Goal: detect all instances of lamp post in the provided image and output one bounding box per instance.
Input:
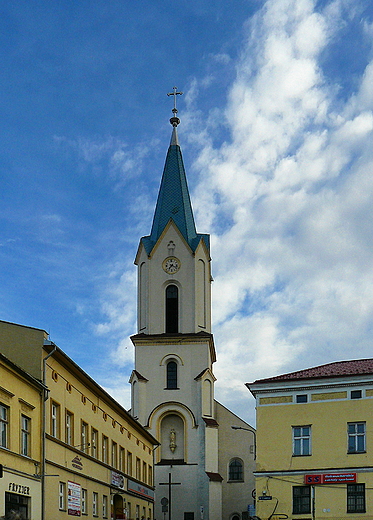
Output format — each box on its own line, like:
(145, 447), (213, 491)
(231, 426), (256, 460)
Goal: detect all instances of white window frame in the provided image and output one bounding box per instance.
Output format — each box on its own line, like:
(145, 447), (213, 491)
(93, 492), (98, 516)
(292, 425), (311, 456)
(348, 422), (366, 453)
(103, 495), (108, 518)
(81, 421), (88, 453)
(51, 402), (59, 438)
(81, 488), (87, 514)
(0, 403), (9, 448)
(91, 428), (98, 458)
(59, 482), (66, 510)
(102, 435), (108, 463)
(66, 411), (73, 445)
(21, 415), (30, 456)
(112, 441), (117, 468)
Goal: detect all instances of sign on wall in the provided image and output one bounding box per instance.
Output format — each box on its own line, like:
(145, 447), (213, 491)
(305, 473), (357, 484)
(68, 481), (81, 516)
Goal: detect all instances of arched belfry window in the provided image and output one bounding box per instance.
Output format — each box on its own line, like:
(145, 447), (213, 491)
(166, 361), (178, 389)
(166, 285), (178, 333)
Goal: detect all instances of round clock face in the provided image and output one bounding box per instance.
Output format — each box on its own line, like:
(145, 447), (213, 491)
(162, 256), (181, 274)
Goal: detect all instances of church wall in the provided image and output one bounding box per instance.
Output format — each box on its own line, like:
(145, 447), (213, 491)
(205, 426), (219, 473)
(208, 481), (223, 520)
(154, 463), (207, 520)
(216, 401), (256, 520)
(134, 340), (214, 422)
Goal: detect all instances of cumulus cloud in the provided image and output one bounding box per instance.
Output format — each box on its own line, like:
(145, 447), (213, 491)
(183, 0), (373, 419)
(95, 264), (137, 366)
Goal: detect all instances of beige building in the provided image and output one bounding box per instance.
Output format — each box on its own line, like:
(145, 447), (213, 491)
(0, 319), (158, 520)
(247, 359), (373, 520)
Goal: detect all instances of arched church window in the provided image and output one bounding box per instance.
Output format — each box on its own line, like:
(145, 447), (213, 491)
(229, 458), (243, 481)
(166, 284), (178, 333)
(166, 361), (178, 389)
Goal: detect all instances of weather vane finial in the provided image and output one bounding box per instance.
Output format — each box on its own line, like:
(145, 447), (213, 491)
(167, 86), (183, 127)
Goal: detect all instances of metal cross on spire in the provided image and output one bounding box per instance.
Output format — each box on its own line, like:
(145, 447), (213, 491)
(167, 86), (183, 127)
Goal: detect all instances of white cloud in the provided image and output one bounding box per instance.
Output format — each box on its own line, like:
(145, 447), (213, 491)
(184, 0), (373, 421)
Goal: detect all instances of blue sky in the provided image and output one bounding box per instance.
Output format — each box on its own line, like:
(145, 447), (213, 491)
(1, 0), (373, 426)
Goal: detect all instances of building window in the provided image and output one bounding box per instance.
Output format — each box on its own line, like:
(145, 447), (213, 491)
(348, 422), (366, 453)
(103, 495), (108, 518)
(65, 411), (74, 445)
(351, 390), (362, 399)
(82, 488), (87, 514)
(136, 505), (140, 520)
(112, 441), (117, 468)
(293, 485), (311, 514)
(51, 402), (60, 438)
(296, 394), (308, 403)
(119, 446), (125, 471)
(5, 493), (28, 518)
(59, 482), (66, 511)
(91, 428), (98, 458)
(166, 361), (178, 389)
(80, 421), (89, 453)
(102, 435), (108, 463)
(143, 461), (147, 483)
(127, 451), (132, 476)
(293, 426), (311, 456)
(136, 457), (141, 480)
(347, 484), (365, 513)
(229, 458), (243, 481)
(148, 464), (152, 486)
(21, 415), (30, 456)
(166, 285), (178, 333)
(93, 492), (98, 516)
(0, 404), (9, 448)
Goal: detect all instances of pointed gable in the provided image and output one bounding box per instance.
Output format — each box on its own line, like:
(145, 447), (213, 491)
(140, 126), (209, 256)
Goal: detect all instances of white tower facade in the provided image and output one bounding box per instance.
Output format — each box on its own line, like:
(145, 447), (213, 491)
(130, 111), (222, 520)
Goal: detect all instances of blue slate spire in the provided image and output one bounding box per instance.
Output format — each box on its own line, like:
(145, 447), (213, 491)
(141, 112), (209, 256)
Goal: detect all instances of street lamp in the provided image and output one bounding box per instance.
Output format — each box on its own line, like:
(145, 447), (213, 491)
(231, 426), (256, 460)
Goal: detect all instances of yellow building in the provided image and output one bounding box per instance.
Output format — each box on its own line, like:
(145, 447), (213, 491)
(0, 320), (158, 520)
(0, 351), (45, 519)
(247, 359), (373, 520)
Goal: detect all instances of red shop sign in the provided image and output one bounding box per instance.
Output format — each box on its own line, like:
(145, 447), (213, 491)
(305, 473), (357, 484)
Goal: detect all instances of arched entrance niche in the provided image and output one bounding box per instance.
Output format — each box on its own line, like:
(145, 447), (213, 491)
(113, 494), (125, 519)
(160, 413), (185, 461)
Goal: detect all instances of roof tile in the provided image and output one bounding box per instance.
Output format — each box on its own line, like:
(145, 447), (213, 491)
(252, 358), (373, 384)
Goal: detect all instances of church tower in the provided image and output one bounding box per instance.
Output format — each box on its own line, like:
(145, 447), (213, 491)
(130, 90), (223, 520)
